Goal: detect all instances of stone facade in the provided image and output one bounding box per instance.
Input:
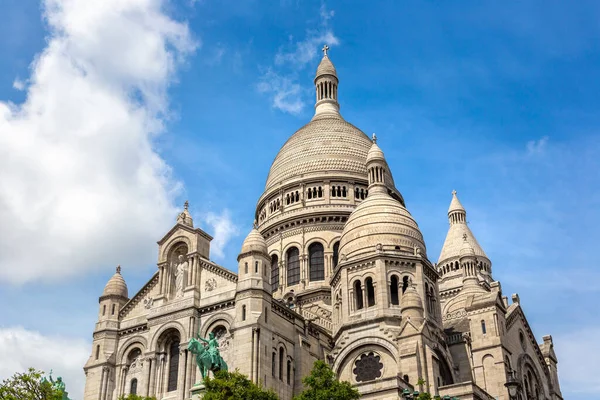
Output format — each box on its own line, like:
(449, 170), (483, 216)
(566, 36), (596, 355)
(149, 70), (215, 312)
(83, 50), (562, 400)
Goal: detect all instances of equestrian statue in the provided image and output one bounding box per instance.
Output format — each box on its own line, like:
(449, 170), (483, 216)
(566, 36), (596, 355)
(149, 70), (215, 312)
(188, 330), (228, 383)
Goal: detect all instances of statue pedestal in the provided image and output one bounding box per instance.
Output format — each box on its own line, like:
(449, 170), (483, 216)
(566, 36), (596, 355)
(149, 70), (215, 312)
(190, 382), (206, 400)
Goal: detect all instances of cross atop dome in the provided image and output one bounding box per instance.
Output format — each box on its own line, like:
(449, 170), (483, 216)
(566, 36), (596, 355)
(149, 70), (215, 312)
(322, 44), (329, 56)
(372, 133), (377, 144)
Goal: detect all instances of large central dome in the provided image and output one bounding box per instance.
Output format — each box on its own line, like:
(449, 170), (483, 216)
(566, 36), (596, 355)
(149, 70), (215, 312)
(265, 113), (375, 190)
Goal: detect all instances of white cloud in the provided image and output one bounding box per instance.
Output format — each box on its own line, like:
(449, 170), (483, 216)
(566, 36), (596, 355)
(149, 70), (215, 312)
(203, 209), (240, 259)
(12, 78), (26, 91)
(0, 0), (197, 284)
(257, 69), (305, 114)
(526, 135), (549, 155)
(0, 327), (90, 399)
(554, 327), (600, 395)
(259, 4), (339, 114)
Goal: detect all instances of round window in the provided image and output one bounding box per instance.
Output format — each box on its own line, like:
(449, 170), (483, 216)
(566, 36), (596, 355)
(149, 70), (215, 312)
(353, 352), (383, 382)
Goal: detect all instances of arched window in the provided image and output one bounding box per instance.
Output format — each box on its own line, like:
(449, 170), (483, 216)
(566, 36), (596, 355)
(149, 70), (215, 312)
(287, 360), (292, 384)
(308, 242), (325, 281)
(102, 305), (106, 316)
(167, 340), (180, 392)
(286, 247), (300, 286)
(95, 345), (100, 360)
(402, 276), (409, 293)
(481, 320), (487, 334)
(366, 277), (375, 307)
(111, 304), (116, 315)
(255, 261), (259, 273)
(130, 378), (138, 395)
(390, 275), (399, 305)
(271, 255), (279, 292)
(307, 189), (312, 199)
(272, 352), (276, 376)
(354, 280), (363, 310)
(425, 283), (432, 313)
(279, 348), (284, 380)
(242, 305), (246, 321)
(429, 286), (436, 317)
(332, 242), (340, 268)
(244, 262), (248, 274)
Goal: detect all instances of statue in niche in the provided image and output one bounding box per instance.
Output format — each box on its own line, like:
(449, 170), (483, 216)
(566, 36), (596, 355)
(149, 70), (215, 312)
(174, 254), (188, 298)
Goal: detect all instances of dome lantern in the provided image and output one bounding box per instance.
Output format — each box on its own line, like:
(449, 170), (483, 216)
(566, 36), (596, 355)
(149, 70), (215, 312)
(314, 45), (340, 117)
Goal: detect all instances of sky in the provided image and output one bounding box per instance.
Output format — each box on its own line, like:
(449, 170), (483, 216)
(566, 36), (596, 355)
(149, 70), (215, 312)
(0, 0), (599, 398)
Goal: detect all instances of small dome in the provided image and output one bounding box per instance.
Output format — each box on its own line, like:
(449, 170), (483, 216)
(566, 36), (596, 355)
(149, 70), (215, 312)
(315, 55), (337, 79)
(401, 285), (424, 314)
(240, 227), (268, 255)
(366, 141), (385, 164)
(102, 266), (128, 298)
(459, 236), (476, 257)
(339, 190), (426, 262)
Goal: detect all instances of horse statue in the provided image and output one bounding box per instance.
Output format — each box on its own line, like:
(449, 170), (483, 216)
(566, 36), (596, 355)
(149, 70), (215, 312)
(188, 332), (228, 383)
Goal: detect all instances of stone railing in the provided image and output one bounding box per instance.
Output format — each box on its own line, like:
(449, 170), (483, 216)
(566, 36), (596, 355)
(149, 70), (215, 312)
(300, 308), (332, 331)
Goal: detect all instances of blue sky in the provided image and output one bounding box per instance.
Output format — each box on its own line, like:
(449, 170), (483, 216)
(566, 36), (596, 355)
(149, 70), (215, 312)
(0, 0), (599, 398)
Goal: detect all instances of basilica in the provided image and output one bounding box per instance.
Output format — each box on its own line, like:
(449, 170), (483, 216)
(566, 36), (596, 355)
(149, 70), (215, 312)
(83, 50), (563, 400)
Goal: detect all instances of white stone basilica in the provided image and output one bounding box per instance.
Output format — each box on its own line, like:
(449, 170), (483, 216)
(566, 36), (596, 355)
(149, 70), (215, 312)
(83, 49), (563, 400)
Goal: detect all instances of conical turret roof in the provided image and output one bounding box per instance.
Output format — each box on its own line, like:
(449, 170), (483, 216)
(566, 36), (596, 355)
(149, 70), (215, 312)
(438, 191), (488, 264)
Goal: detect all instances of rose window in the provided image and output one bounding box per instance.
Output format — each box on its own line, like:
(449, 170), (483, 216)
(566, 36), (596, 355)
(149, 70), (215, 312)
(353, 352), (383, 382)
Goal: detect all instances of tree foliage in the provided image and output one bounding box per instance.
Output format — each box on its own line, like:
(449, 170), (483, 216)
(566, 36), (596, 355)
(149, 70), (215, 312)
(117, 395), (157, 400)
(293, 360), (360, 400)
(0, 368), (62, 400)
(202, 370), (279, 400)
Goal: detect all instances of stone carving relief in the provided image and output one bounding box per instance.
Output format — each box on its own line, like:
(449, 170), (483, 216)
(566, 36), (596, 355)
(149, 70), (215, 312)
(143, 297), (154, 309)
(205, 278), (217, 292)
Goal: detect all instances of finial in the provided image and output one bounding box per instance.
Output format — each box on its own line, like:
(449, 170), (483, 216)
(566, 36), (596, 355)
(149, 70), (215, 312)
(372, 133), (377, 144)
(184, 200), (189, 211)
(462, 233), (468, 242)
(452, 190), (457, 196)
(116, 265), (121, 274)
(322, 44), (329, 56)
(253, 219), (258, 229)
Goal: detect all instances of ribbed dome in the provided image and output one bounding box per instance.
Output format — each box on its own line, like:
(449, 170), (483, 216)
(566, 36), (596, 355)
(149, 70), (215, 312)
(102, 266), (128, 298)
(240, 228), (268, 255)
(400, 285), (424, 312)
(366, 142), (385, 163)
(339, 190), (426, 262)
(265, 114), (395, 190)
(315, 55), (337, 78)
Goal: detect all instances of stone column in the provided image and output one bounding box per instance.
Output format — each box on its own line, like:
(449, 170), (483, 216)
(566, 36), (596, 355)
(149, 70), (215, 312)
(142, 358), (151, 396)
(158, 266), (164, 295)
(114, 366), (122, 398)
(148, 356), (157, 397)
(178, 348), (187, 400)
(101, 366), (109, 400)
(186, 347), (196, 393)
(98, 367), (105, 400)
(156, 353), (164, 397)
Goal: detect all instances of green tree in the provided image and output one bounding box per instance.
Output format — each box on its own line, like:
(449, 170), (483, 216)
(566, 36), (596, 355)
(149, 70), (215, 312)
(202, 370), (278, 400)
(294, 360), (360, 400)
(117, 395), (157, 400)
(0, 368), (62, 400)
